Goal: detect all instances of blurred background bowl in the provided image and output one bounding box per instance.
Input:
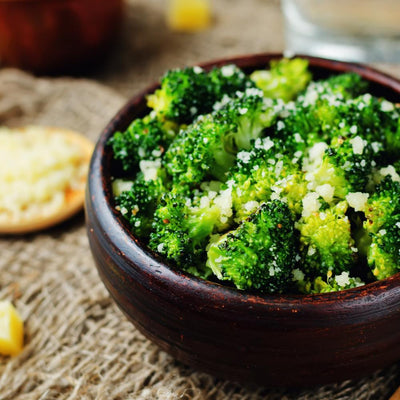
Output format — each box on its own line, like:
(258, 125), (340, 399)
(0, 0), (124, 74)
(85, 54), (400, 387)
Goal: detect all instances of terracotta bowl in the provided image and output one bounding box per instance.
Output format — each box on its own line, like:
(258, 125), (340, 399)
(85, 54), (400, 387)
(0, 0), (123, 74)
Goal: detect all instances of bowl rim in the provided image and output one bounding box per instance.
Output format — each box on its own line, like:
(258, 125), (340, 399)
(88, 52), (400, 313)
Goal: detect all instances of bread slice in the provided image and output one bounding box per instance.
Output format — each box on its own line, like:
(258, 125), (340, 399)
(0, 126), (94, 234)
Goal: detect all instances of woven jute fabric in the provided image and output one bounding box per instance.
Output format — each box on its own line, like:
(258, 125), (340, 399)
(1, 0), (400, 398)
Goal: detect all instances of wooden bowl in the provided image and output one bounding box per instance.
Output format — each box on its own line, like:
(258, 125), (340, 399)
(85, 54), (400, 387)
(0, 0), (123, 74)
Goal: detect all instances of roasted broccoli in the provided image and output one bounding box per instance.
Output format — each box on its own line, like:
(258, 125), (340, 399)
(109, 58), (400, 295)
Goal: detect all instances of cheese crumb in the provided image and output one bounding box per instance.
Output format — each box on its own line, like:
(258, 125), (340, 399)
(346, 192), (369, 212)
(139, 159), (161, 181)
(380, 100), (394, 112)
(379, 165), (400, 182)
(315, 184), (334, 203)
(349, 136), (365, 155)
(243, 201), (259, 213)
(302, 192), (321, 217)
(292, 268), (305, 282)
(335, 271), (350, 287)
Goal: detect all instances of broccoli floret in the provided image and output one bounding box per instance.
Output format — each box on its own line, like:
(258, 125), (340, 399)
(164, 114), (236, 185)
(209, 64), (255, 98)
(302, 72), (368, 101)
(206, 200), (299, 293)
(147, 66), (215, 124)
(364, 176), (400, 234)
(147, 65), (258, 124)
(274, 75), (371, 152)
(304, 135), (376, 199)
(149, 184), (234, 274)
(299, 273), (364, 294)
(332, 95), (399, 159)
(225, 137), (301, 220)
(149, 188), (197, 268)
(368, 217), (400, 279)
(297, 201), (358, 276)
(361, 176), (400, 279)
(109, 115), (177, 173)
(328, 135), (376, 192)
(213, 88), (277, 152)
(114, 177), (165, 238)
(250, 58), (312, 102)
(164, 90), (276, 186)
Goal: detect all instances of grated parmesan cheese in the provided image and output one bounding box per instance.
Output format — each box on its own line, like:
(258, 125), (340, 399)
(346, 192), (369, 212)
(0, 126), (91, 226)
(315, 184), (334, 203)
(335, 271), (350, 287)
(139, 159), (161, 181)
(301, 192), (321, 217)
(378, 165), (400, 182)
(349, 136), (365, 155)
(292, 268), (305, 282)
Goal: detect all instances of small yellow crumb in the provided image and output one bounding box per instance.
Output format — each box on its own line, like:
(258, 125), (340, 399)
(167, 0), (212, 32)
(0, 301), (24, 356)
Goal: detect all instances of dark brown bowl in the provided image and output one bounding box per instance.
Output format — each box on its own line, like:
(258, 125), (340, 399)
(85, 53), (400, 387)
(0, 0), (123, 74)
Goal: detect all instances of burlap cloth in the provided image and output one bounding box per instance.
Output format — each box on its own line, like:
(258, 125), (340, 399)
(0, 0), (399, 398)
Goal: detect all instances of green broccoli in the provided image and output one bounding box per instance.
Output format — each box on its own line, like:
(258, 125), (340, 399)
(163, 114), (236, 185)
(297, 201), (358, 276)
(297, 273), (364, 294)
(147, 65), (256, 124)
(113, 176), (165, 238)
(361, 176), (400, 279)
(213, 88), (277, 152)
(149, 188), (198, 269)
(299, 72), (368, 102)
(225, 136), (302, 221)
(206, 200), (299, 293)
(164, 89), (276, 186)
(250, 58), (312, 102)
(147, 66), (215, 124)
(304, 135), (376, 200)
(273, 74), (372, 152)
(363, 176), (400, 234)
(149, 184), (234, 275)
(109, 114), (177, 173)
(208, 64), (255, 98)
(109, 61), (400, 295)
(368, 218), (400, 279)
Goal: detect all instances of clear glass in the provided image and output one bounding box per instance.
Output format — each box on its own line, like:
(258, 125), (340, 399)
(282, 0), (400, 63)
